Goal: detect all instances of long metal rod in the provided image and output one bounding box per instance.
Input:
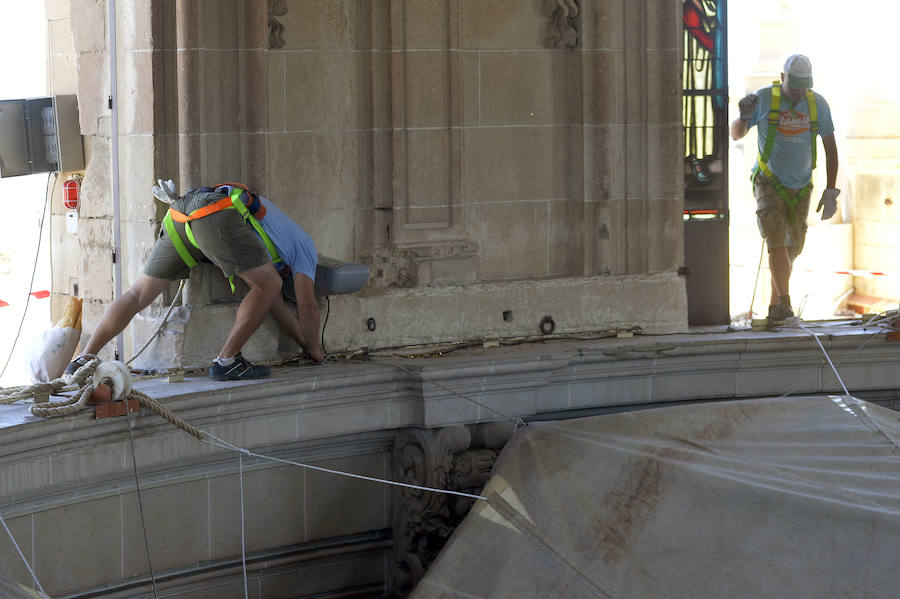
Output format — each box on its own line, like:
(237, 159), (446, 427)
(108, 0), (123, 360)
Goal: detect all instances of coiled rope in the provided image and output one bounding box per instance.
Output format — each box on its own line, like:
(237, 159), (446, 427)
(7, 358), (205, 441)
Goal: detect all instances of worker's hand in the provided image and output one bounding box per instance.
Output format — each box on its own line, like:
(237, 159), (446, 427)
(738, 93), (758, 121)
(306, 344), (325, 365)
(817, 188), (840, 220)
(152, 178), (177, 204)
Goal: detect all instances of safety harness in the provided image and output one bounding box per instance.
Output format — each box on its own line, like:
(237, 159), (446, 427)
(161, 182), (282, 291)
(752, 82), (819, 225)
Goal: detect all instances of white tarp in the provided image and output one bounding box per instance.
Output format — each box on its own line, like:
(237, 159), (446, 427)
(413, 396), (900, 598)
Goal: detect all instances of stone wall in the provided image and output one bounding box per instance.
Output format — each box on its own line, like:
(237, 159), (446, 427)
(52, 0), (688, 370)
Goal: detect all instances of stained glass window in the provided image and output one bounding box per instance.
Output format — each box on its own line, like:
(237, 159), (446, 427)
(683, 0), (727, 210)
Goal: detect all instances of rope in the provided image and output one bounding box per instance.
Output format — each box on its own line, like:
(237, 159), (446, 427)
(21, 359), (205, 440)
(799, 324), (852, 398)
(239, 453), (249, 599)
(0, 354), (99, 405)
(127, 279), (185, 366)
(0, 172), (54, 381)
(384, 362), (527, 429)
(130, 389), (205, 440)
(202, 433), (487, 501)
(126, 403), (159, 599)
(0, 510), (46, 596)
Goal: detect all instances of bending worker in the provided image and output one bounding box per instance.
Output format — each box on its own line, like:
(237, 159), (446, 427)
(731, 54), (840, 326)
(65, 181), (325, 381)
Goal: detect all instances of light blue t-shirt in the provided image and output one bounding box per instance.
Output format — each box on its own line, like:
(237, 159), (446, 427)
(256, 197), (317, 282)
(747, 85), (834, 189)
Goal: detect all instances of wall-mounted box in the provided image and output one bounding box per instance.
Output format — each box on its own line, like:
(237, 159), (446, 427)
(0, 94), (84, 177)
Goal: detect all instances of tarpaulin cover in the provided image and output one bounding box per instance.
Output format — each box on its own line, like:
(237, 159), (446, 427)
(412, 396), (900, 598)
(0, 576), (50, 599)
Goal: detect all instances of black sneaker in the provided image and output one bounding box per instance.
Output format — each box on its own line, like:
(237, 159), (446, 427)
(767, 301), (795, 326)
(209, 353), (270, 381)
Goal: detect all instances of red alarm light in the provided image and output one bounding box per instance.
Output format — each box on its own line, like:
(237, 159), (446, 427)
(63, 176), (79, 209)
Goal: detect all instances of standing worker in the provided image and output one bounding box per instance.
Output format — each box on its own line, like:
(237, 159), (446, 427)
(731, 54), (840, 326)
(64, 181), (325, 381)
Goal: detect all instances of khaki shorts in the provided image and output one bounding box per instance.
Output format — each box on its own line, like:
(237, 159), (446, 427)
(753, 172), (811, 260)
(143, 190), (272, 280)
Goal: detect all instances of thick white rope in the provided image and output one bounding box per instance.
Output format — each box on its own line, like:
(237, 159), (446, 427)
(0, 510), (46, 596)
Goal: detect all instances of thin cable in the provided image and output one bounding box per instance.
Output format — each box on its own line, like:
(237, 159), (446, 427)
(0, 510), (46, 596)
(774, 322), (887, 400)
(127, 279), (185, 365)
(800, 324), (851, 398)
(202, 433), (487, 501)
(126, 407), (159, 599)
(1, 172), (54, 380)
(320, 295), (330, 355)
(238, 453), (249, 599)
(748, 238), (765, 320)
(385, 362), (526, 428)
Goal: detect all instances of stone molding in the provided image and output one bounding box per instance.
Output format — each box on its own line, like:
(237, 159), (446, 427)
(268, 0), (288, 49)
(549, 0), (580, 49)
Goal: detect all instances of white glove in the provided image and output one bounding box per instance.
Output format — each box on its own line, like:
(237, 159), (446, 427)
(151, 178), (177, 204)
(738, 93), (758, 121)
(817, 187), (840, 220)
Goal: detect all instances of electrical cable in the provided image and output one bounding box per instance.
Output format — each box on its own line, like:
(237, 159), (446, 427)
(320, 295), (330, 355)
(126, 279), (185, 365)
(0, 172), (55, 380)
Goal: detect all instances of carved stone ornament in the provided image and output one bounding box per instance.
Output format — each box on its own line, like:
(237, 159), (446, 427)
(390, 424), (512, 596)
(549, 0), (579, 49)
(268, 0), (288, 49)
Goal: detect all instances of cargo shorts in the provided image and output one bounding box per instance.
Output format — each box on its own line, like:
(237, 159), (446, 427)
(753, 172), (811, 260)
(143, 190), (272, 280)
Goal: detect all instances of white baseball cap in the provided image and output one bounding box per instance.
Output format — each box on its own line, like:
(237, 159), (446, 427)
(783, 54), (813, 89)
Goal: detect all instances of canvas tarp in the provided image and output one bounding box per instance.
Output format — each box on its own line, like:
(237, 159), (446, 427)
(413, 396), (900, 598)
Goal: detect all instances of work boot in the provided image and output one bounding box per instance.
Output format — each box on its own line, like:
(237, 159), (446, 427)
(209, 353), (270, 381)
(767, 300), (795, 326)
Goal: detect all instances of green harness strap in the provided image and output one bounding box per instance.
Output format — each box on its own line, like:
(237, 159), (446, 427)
(162, 189), (283, 292)
(752, 82), (819, 225)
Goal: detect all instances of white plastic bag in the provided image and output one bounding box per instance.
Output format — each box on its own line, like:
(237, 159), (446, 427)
(25, 326), (81, 383)
(24, 296), (83, 383)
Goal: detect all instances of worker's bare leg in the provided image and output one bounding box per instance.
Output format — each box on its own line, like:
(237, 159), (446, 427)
(269, 273), (324, 363)
(768, 245), (792, 306)
(81, 274), (173, 355)
(217, 263), (282, 359)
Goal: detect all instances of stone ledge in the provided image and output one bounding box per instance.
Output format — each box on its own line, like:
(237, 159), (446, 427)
(2, 323), (898, 498)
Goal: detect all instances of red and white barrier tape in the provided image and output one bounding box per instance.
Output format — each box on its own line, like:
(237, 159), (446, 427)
(0, 290), (50, 308)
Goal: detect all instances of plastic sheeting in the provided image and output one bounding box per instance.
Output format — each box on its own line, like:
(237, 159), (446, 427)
(0, 577), (50, 599)
(413, 396), (900, 598)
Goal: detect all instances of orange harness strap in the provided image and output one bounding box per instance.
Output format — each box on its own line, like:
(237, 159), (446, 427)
(167, 196), (234, 223)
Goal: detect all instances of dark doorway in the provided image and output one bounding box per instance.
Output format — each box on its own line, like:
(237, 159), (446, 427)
(682, 0), (729, 325)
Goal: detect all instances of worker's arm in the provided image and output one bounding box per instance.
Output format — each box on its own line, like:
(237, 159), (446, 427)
(822, 133), (839, 189)
(269, 273), (325, 364)
(731, 118), (750, 140)
(731, 92), (759, 140)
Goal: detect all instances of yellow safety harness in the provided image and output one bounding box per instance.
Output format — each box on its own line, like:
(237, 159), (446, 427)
(161, 183), (282, 291)
(752, 82), (819, 225)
